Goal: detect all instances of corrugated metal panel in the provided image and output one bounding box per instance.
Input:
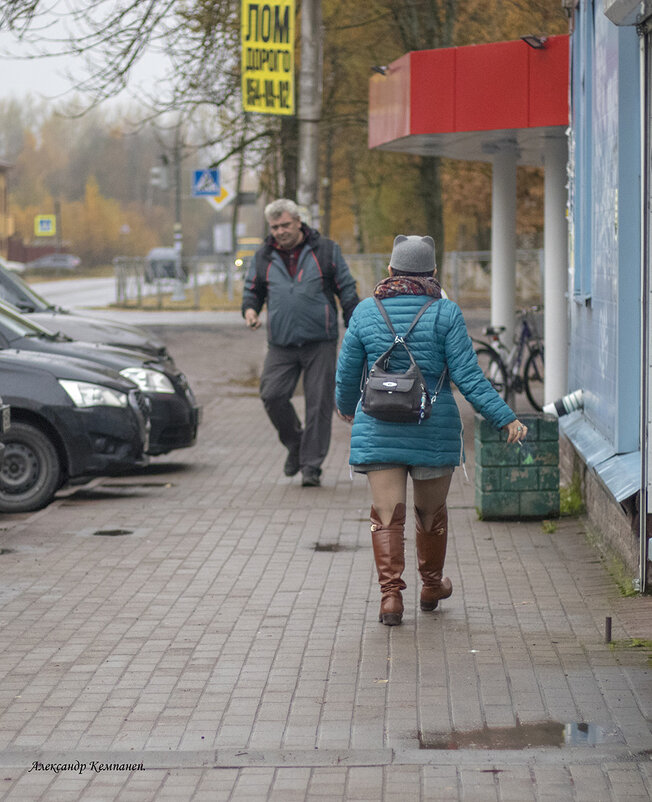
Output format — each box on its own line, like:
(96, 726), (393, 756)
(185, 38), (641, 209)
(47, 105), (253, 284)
(595, 452), (641, 502)
(560, 412), (641, 502)
(559, 412), (615, 468)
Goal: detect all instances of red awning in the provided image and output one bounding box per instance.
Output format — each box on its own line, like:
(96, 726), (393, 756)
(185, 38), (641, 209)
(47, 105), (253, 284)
(368, 35), (569, 166)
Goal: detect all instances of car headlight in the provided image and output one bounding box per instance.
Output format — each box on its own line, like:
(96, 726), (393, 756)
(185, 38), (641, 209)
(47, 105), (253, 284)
(59, 380), (128, 408)
(119, 367), (175, 394)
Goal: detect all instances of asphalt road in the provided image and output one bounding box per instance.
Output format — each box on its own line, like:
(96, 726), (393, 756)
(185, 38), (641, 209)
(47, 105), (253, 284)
(29, 276), (117, 310)
(30, 268), (223, 312)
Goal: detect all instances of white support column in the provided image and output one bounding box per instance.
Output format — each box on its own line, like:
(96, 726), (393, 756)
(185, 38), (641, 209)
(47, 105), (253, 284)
(543, 134), (569, 404)
(491, 145), (518, 343)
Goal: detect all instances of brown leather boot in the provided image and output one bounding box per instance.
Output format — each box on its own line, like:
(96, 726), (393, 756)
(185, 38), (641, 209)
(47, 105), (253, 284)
(415, 503), (452, 611)
(370, 503), (407, 626)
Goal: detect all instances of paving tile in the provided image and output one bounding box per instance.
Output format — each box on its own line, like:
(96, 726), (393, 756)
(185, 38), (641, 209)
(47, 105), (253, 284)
(0, 320), (650, 801)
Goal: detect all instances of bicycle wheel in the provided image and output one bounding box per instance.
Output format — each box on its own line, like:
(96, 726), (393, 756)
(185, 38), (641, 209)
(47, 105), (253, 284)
(475, 347), (508, 400)
(524, 348), (545, 411)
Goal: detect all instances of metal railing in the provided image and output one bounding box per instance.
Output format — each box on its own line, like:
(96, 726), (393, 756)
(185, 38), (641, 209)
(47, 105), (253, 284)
(113, 255), (245, 309)
(113, 248), (544, 308)
(443, 249), (543, 305)
(345, 249), (543, 304)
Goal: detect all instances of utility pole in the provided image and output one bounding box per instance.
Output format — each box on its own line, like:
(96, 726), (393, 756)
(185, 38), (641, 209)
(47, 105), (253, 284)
(53, 199), (62, 253)
(173, 124), (183, 276)
(171, 121), (186, 300)
(297, 0), (322, 228)
(229, 134), (247, 302)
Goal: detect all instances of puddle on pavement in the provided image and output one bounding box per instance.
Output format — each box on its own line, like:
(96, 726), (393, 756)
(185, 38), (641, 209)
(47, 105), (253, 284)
(61, 489), (145, 503)
(227, 389), (260, 398)
(227, 371), (261, 397)
(312, 542), (360, 552)
(102, 482), (174, 488)
(563, 723), (619, 745)
(419, 722), (618, 750)
(92, 529), (133, 537)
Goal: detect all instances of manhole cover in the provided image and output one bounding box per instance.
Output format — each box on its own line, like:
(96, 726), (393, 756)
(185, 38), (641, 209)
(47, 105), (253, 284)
(92, 529), (133, 537)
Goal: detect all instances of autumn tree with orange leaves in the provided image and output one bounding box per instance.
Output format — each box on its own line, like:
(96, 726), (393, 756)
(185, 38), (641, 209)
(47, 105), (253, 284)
(0, 1), (568, 260)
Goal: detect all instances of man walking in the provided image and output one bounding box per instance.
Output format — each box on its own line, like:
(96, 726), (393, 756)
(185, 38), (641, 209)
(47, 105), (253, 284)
(242, 199), (359, 486)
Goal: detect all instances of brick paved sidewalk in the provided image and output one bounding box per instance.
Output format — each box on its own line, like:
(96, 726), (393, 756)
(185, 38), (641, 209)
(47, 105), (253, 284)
(0, 320), (649, 801)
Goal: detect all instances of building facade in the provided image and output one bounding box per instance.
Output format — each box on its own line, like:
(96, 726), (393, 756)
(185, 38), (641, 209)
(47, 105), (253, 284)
(562, 0), (649, 588)
(365, 10), (652, 588)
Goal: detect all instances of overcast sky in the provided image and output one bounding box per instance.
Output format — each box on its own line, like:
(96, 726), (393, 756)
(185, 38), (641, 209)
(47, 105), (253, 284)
(2, 48), (77, 100)
(0, 28), (166, 104)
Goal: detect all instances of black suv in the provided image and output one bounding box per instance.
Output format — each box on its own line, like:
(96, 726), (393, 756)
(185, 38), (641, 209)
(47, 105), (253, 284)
(0, 301), (200, 456)
(0, 350), (150, 512)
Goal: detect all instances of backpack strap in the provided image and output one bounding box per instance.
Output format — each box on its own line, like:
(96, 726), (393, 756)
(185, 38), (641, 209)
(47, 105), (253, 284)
(373, 297), (436, 341)
(373, 297), (448, 395)
(319, 237), (335, 281)
(254, 246), (272, 288)
(256, 236), (335, 285)
(314, 238), (336, 306)
(373, 297), (436, 370)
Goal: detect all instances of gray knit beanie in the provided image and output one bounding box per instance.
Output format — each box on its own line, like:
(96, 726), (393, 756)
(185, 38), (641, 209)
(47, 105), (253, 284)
(390, 235), (436, 274)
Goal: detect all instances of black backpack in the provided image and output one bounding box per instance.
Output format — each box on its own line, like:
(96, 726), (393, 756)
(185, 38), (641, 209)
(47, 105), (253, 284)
(361, 298), (446, 424)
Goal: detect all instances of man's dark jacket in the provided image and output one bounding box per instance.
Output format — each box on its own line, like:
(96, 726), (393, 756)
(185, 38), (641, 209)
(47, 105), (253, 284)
(242, 226), (360, 347)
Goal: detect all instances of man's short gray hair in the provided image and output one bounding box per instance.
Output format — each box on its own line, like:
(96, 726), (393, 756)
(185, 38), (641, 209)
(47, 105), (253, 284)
(264, 198), (301, 222)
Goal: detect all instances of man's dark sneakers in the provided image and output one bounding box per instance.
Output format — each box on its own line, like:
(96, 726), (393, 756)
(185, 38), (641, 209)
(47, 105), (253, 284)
(283, 447), (301, 477)
(301, 467), (321, 487)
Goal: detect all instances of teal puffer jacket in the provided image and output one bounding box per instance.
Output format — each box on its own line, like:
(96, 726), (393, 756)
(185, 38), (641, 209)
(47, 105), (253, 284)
(335, 294), (516, 467)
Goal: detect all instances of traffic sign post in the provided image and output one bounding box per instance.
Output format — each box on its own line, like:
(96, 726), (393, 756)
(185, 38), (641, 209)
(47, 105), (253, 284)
(150, 166), (169, 189)
(204, 186), (233, 211)
(172, 221), (186, 301)
(192, 169), (221, 197)
(34, 215), (56, 237)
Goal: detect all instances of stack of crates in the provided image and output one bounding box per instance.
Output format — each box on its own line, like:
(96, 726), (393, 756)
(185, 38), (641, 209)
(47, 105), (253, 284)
(474, 413), (560, 520)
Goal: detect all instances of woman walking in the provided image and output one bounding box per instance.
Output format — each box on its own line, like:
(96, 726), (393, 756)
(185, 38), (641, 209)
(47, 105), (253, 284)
(335, 235), (527, 626)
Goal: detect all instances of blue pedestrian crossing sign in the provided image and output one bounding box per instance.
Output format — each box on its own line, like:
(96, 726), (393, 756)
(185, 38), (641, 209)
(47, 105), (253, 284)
(34, 215), (56, 236)
(192, 169), (221, 197)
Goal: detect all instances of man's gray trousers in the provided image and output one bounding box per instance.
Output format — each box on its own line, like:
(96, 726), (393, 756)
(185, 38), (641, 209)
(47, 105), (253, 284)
(259, 340), (337, 472)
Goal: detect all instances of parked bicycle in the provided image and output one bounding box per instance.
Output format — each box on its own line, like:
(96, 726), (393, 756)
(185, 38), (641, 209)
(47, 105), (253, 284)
(472, 306), (545, 411)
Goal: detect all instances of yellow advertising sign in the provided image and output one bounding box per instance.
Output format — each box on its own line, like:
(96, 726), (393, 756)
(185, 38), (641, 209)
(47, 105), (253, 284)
(241, 0), (295, 115)
(34, 215), (56, 237)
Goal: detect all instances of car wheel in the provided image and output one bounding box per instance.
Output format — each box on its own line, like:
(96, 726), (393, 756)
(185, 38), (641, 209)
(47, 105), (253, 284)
(0, 422), (62, 512)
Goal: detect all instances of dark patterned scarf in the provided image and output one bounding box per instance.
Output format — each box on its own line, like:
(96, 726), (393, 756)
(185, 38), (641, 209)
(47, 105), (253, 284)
(373, 275), (442, 300)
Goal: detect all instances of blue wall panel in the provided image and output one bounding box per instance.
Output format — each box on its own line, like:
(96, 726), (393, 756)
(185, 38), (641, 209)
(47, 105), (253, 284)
(569, 2), (640, 453)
